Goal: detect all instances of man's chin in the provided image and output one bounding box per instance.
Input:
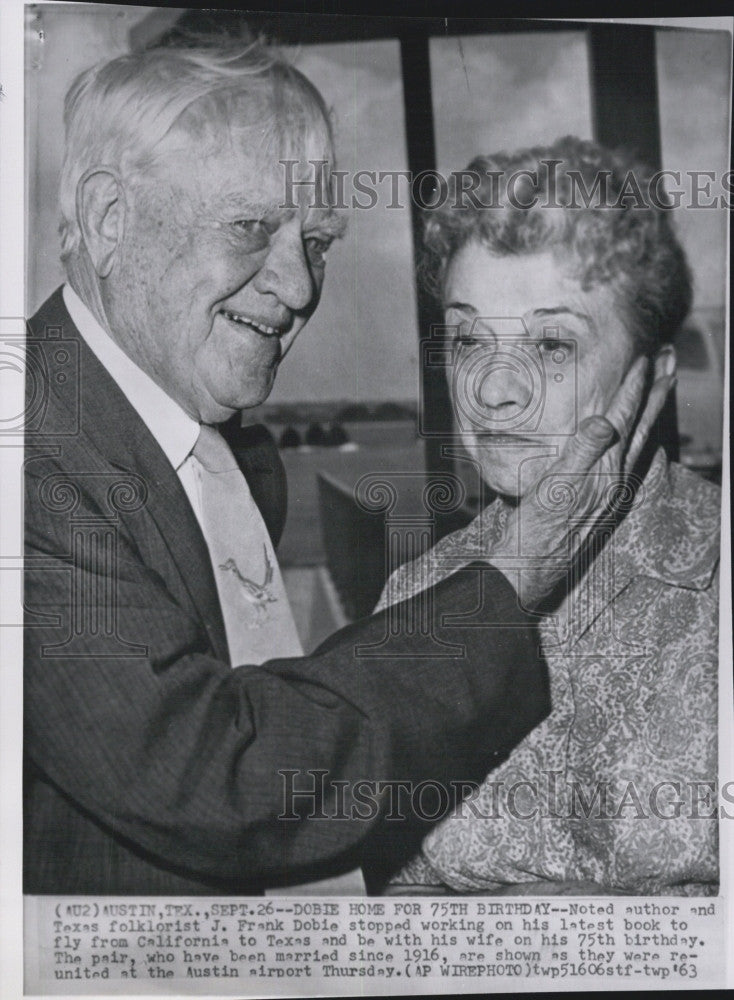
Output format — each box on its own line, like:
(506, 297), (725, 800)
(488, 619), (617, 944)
(196, 400), (238, 425)
(198, 376), (276, 424)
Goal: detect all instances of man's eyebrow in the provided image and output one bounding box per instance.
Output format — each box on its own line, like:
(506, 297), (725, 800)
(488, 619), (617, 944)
(307, 210), (348, 240)
(218, 197), (348, 240)
(218, 196), (272, 218)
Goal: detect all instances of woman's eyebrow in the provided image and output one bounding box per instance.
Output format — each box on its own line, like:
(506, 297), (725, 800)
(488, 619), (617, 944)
(532, 306), (593, 324)
(444, 301), (477, 313)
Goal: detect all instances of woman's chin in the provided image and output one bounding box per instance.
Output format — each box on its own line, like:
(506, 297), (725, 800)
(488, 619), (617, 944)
(479, 469), (523, 502)
(471, 453), (521, 498)
(475, 448), (560, 502)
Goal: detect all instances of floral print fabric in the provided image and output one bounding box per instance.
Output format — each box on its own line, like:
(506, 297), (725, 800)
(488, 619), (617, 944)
(376, 450), (720, 895)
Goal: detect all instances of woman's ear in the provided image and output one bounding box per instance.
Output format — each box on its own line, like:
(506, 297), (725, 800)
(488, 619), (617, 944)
(652, 343), (677, 380)
(75, 167), (124, 278)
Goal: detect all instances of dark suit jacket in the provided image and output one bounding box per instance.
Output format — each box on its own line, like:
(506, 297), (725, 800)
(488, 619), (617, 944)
(24, 288), (549, 894)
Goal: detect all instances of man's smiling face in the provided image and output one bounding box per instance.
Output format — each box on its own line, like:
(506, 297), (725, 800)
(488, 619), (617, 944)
(103, 104), (341, 424)
(445, 240), (638, 499)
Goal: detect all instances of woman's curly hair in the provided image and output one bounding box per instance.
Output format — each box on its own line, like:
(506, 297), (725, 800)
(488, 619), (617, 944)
(421, 136), (692, 355)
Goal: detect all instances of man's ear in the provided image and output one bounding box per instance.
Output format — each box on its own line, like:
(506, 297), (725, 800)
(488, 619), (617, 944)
(76, 168), (124, 278)
(652, 343), (677, 380)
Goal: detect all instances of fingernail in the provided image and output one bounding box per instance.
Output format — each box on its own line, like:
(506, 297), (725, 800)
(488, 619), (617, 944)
(582, 416), (616, 442)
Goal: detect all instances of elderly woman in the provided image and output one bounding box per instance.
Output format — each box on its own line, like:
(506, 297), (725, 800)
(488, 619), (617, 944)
(378, 136), (720, 896)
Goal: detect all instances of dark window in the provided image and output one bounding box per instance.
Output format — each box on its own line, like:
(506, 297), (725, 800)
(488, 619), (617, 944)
(675, 326), (709, 371)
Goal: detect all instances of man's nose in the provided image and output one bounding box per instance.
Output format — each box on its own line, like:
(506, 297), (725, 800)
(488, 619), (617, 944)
(255, 224), (314, 313)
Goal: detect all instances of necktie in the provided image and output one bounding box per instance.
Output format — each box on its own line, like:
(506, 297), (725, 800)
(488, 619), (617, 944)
(192, 424), (303, 665)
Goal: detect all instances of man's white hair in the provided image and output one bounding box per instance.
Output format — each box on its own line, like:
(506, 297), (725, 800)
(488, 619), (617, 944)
(59, 40), (334, 265)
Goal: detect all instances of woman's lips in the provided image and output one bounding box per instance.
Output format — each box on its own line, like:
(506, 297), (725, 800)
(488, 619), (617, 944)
(474, 432), (542, 443)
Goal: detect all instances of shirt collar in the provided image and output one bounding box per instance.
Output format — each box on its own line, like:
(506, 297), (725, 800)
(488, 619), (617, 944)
(608, 447), (720, 592)
(63, 284), (199, 471)
(541, 448), (720, 649)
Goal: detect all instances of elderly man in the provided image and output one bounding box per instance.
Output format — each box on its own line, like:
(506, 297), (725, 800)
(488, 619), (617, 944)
(24, 41), (668, 895)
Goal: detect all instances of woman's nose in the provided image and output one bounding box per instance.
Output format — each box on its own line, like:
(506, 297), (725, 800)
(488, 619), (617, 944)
(255, 224), (315, 312)
(475, 349), (535, 415)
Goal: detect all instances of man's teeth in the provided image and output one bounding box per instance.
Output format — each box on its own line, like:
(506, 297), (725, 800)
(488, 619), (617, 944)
(221, 310), (280, 336)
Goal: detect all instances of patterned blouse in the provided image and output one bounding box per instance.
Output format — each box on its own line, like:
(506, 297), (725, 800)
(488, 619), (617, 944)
(376, 450), (720, 895)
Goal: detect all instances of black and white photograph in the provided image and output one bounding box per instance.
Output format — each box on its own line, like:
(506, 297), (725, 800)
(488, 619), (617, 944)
(0, 4), (731, 996)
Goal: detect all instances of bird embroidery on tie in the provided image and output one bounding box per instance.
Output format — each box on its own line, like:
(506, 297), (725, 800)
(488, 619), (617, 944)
(219, 544), (278, 624)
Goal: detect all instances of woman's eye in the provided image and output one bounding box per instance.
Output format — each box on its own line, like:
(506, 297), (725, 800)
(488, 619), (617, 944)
(452, 326), (485, 349)
(538, 337), (574, 359)
(450, 325), (477, 346)
(446, 313), (476, 345)
(453, 323), (492, 349)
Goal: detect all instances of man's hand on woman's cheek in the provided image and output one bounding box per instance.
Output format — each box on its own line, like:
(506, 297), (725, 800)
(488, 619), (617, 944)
(483, 355), (676, 608)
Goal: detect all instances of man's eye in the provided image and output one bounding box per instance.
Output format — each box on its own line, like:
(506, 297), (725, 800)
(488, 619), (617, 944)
(305, 236), (332, 264)
(232, 220), (270, 247)
(233, 219), (265, 233)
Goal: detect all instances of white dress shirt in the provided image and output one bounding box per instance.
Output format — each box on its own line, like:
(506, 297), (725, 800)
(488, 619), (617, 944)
(63, 284), (207, 529)
(63, 285), (304, 657)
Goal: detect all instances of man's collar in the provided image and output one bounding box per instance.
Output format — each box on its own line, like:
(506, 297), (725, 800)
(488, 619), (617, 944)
(62, 284), (199, 471)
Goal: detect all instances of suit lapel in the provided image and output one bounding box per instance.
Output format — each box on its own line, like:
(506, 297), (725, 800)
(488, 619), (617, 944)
(30, 289), (231, 664)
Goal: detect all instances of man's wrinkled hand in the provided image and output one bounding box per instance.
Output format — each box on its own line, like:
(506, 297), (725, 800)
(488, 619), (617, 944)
(486, 356), (675, 608)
